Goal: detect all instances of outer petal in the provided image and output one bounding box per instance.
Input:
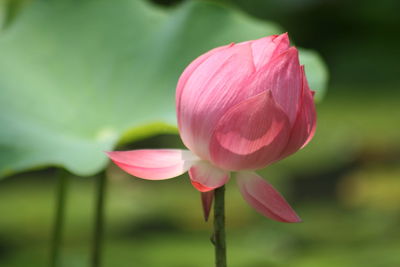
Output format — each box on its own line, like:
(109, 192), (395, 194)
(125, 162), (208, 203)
(189, 161), (230, 192)
(279, 66), (317, 159)
(249, 33), (290, 70)
(298, 68), (317, 149)
(177, 43), (255, 160)
(176, 44), (231, 115)
(106, 149), (199, 180)
(259, 47), (302, 125)
(209, 91), (291, 171)
(201, 191), (214, 221)
(237, 172), (301, 223)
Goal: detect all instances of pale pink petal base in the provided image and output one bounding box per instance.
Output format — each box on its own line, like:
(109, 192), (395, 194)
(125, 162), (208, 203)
(237, 172), (301, 223)
(106, 149), (198, 180)
(189, 161), (230, 192)
(201, 191), (214, 221)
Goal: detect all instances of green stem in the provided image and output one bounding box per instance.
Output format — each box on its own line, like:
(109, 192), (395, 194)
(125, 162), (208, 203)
(50, 170), (68, 267)
(91, 174), (107, 267)
(213, 186), (227, 267)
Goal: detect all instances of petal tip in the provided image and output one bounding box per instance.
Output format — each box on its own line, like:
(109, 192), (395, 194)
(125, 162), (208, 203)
(272, 32), (289, 48)
(191, 179), (214, 192)
(237, 172), (301, 223)
(284, 214), (302, 223)
(189, 162), (229, 192)
(278, 32), (289, 40)
(201, 191), (214, 222)
(286, 46), (299, 57)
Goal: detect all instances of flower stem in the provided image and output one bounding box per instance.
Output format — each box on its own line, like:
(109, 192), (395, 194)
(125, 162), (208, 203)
(50, 169), (68, 267)
(213, 185), (227, 267)
(91, 173), (107, 267)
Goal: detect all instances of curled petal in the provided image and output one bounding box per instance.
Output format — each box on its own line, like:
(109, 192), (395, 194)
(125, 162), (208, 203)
(279, 66), (317, 159)
(201, 191), (214, 221)
(237, 172), (301, 223)
(189, 161), (230, 192)
(209, 91), (290, 171)
(106, 149), (198, 180)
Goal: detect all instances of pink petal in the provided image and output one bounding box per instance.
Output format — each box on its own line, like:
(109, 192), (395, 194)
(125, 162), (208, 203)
(249, 33), (290, 70)
(201, 191), (214, 221)
(106, 149), (198, 180)
(177, 43), (255, 160)
(279, 66), (317, 159)
(237, 172), (301, 223)
(176, 44), (231, 117)
(261, 47), (302, 125)
(189, 161), (230, 192)
(209, 91), (291, 171)
(299, 69), (317, 148)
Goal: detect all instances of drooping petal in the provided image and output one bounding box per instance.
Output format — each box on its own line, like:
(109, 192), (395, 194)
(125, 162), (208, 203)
(279, 66), (317, 159)
(177, 43), (255, 160)
(106, 149), (199, 180)
(201, 191), (214, 221)
(249, 33), (290, 70)
(209, 91), (290, 171)
(189, 161), (230, 192)
(260, 47), (302, 125)
(237, 172), (301, 223)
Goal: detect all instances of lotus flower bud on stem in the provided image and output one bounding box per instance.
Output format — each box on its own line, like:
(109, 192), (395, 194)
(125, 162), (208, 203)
(106, 32), (316, 266)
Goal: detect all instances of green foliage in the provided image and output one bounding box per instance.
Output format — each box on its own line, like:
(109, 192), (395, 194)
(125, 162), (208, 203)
(299, 48), (329, 101)
(0, 0), (328, 177)
(0, 0), (32, 30)
(2, 169), (400, 267)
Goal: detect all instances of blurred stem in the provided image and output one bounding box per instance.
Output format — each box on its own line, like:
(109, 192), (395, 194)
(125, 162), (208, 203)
(213, 186), (227, 267)
(50, 169), (68, 267)
(91, 173), (107, 267)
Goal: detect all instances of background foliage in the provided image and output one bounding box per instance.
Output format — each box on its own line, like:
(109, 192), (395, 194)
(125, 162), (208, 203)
(0, 0), (326, 177)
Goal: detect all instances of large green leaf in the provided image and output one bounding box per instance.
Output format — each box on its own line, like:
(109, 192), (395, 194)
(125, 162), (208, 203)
(299, 48), (329, 101)
(0, 0), (327, 177)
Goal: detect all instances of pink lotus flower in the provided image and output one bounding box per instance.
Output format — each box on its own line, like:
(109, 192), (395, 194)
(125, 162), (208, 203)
(107, 33), (316, 223)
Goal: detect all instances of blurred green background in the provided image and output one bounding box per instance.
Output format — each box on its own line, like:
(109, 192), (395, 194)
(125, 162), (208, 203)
(0, 0), (399, 266)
